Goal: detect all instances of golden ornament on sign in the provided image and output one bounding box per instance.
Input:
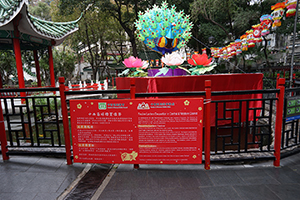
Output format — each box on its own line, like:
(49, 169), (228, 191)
(77, 104), (82, 109)
(184, 100), (190, 105)
(121, 151), (138, 161)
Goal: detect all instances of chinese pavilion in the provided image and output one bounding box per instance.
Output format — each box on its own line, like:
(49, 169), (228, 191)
(0, 0), (81, 88)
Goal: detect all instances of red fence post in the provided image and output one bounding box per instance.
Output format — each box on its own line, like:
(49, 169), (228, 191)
(59, 77), (72, 165)
(0, 104), (9, 160)
(204, 80), (211, 170)
(130, 78), (136, 100)
(130, 78), (139, 169)
(274, 78), (285, 167)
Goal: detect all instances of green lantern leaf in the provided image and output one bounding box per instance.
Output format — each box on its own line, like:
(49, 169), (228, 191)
(154, 67), (170, 77)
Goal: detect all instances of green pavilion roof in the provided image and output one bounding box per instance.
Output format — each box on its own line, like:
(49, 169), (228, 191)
(0, 0), (81, 48)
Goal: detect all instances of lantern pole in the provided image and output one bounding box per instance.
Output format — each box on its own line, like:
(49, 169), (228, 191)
(289, 0), (299, 88)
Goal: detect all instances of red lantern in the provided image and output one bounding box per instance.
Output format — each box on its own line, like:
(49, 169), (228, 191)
(252, 24), (262, 43)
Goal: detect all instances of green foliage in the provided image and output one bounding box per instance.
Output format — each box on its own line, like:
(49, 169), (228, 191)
(0, 51), (17, 84)
(53, 49), (76, 81)
(28, 94), (61, 121)
(28, 1), (52, 20)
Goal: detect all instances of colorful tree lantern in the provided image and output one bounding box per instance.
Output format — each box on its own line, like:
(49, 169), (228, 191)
(260, 15), (273, 36)
(271, 2), (286, 27)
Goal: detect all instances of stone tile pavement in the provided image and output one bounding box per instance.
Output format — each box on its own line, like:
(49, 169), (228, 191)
(0, 156), (86, 200)
(97, 153), (300, 200)
(1, 153), (300, 200)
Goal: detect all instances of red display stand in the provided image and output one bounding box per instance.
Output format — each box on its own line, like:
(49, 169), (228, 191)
(116, 73), (263, 126)
(70, 98), (203, 164)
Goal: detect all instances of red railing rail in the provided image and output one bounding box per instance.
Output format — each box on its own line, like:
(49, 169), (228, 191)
(204, 80), (211, 170)
(274, 78), (285, 167)
(59, 77), (72, 165)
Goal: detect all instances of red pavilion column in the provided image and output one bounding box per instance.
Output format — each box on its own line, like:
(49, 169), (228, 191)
(13, 15), (25, 91)
(48, 44), (55, 87)
(33, 50), (42, 87)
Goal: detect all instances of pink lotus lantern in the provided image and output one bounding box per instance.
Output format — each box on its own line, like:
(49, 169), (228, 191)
(123, 56), (144, 68)
(120, 56), (148, 77)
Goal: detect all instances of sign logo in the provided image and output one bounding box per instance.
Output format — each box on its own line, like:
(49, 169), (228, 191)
(98, 103), (107, 110)
(137, 102), (150, 109)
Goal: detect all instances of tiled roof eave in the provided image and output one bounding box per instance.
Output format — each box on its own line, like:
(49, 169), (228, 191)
(25, 12), (80, 44)
(0, 0), (26, 27)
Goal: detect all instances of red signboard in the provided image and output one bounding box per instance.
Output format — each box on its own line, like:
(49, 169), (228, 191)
(70, 98), (203, 164)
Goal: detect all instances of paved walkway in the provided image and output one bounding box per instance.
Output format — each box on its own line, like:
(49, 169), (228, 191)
(96, 153), (300, 200)
(0, 156), (86, 200)
(1, 153), (300, 200)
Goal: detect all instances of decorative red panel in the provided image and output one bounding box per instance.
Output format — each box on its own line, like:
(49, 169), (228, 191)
(70, 98), (203, 164)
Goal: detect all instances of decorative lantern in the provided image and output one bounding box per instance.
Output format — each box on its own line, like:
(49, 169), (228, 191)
(260, 15), (273, 36)
(202, 48), (207, 54)
(285, 0), (297, 17)
(221, 47), (228, 59)
(230, 42), (237, 56)
(211, 47), (220, 58)
(135, 2), (193, 55)
(246, 30), (255, 48)
(235, 39), (242, 54)
(240, 35), (248, 51)
(226, 45), (232, 58)
(271, 2), (285, 28)
(252, 24), (263, 43)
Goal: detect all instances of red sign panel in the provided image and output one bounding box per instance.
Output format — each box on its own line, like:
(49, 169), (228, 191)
(70, 98), (203, 164)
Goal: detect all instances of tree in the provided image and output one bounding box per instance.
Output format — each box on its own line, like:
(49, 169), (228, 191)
(28, 1), (52, 20)
(57, 0), (161, 57)
(0, 51), (17, 85)
(53, 49), (76, 81)
(51, 0), (133, 80)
